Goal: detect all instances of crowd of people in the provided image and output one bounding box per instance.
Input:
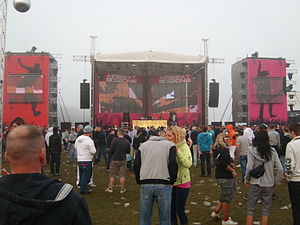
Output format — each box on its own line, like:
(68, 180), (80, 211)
(0, 118), (300, 225)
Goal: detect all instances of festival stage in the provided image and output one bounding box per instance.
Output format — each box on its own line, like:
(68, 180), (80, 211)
(92, 50), (208, 127)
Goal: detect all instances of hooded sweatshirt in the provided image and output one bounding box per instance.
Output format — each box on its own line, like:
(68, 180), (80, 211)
(285, 136), (300, 182)
(244, 146), (283, 187)
(197, 132), (213, 151)
(0, 173), (92, 225)
(75, 135), (96, 162)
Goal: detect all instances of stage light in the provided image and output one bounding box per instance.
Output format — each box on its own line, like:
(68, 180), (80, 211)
(30, 46), (37, 53)
(289, 94), (295, 99)
(289, 104), (294, 111)
(286, 63), (290, 68)
(240, 72), (246, 79)
(288, 73), (293, 80)
(251, 51), (258, 57)
(286, 84), (293, 91)
(13, 0), (31, 13)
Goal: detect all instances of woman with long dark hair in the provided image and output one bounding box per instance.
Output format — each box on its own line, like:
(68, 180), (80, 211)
(244, 130), (283, 225)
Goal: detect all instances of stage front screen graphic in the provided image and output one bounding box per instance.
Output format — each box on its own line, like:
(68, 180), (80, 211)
(99, 74), (143, 113)
(7, 74), (43, 103)
(248, 59), (287, 124)
(151, 75), (197, 113)
(3, 54), (49, 126)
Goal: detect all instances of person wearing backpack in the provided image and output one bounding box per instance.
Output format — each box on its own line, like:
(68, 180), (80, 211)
(244, 130), (283, 225)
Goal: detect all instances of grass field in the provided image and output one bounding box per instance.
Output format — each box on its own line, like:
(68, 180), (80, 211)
(2, 152), (293, 225)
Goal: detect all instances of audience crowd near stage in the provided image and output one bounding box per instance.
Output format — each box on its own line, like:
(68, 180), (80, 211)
(0, 117), (300, 225)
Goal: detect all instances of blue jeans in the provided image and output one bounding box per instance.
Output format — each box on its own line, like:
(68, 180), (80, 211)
(280, 155), (286, 171)
(78, 161), (92, 193)
(67, 144), (77, 163)
(171, 186), (190, 225)
(95, 145), (107, 163)
(140, 184), (172, 225)
(240, 155), (248, 181)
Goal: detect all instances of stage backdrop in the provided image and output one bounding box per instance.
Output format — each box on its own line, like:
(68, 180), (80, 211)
(3, 54), (49, 126)
(247, 59), (287, 124)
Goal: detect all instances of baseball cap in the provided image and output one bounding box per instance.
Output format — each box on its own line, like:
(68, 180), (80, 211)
(83, 125), (93, 133)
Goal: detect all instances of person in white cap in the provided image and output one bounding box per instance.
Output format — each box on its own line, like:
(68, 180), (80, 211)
(75, 125), (96, 195)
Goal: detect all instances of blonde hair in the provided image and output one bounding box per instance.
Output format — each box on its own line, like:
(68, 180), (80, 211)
(167, 126), (186, 144)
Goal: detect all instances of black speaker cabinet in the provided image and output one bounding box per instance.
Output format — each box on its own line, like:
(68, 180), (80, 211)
(80, 82), (90, 109)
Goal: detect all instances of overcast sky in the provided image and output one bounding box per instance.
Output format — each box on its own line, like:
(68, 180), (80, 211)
(6, 0), (300, 124)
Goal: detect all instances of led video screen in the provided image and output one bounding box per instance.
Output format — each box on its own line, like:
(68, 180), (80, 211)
(151, 75), (197, 113)
(7, 73), (43, 103)
(99, 81), (143, 113)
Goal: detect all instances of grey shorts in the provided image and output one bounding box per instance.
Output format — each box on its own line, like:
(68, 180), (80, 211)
(110, 160), (127, 178)
(247, 184), (273, 216)
(217, 179), (236, 203)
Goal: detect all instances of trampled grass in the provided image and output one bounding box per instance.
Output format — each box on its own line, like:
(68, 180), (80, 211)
(2, 152), (293, 225)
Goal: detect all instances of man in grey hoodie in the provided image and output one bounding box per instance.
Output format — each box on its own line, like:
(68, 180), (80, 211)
(134, 130), (178, 225)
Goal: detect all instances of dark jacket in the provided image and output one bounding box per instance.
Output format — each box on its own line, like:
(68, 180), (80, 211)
(95, 131), (107, 147)
(106, 134), (117, 148)
(49, 133), (62, 154)
(280, 133), (291, 156)
(214, 147), (234, 179)
(190, 130), (199, 145)
(133, 133), (146, 150)
(110, 137), (131, 161)
(0, 173), (92, 225)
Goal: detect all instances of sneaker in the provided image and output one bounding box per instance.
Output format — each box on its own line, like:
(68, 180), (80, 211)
(105, 188), (113, 193)
(89, 183), (97, 187)
(222, 217), (238, 225)
(120, 188), (126, 194)
(211, 211), (221, 219)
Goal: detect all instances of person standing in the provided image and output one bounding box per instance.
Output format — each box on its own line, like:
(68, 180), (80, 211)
(94, 126), (107, 164)
(67, 127), (77, 163)
(236, 130), (250, 182)
(190, 126), (199, 167)
(268, 124), (281, 155)
(166, 126), (192, 225)
(0, 125), (92, 225)
(285, 123), (300, 225)
(134, 130), (178, 225)
(49, 126), (62, 176)
(105, 129), (130, 193)
(62, 129), (69, 152)
(75, 125), (96, 195)
(227, 124), (238, 159)
(280, 126), (291, 171)
(211, 137), (238, 225)
(106, 128), (117, 170)
(245, 130), (283, 225)
(242, 125), (255, 145)
(197, 126), (213, 177)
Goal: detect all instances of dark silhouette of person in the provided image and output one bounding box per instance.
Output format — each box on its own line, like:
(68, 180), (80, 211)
(255, 61), (277, 121)
(17, 58), (42, 116)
